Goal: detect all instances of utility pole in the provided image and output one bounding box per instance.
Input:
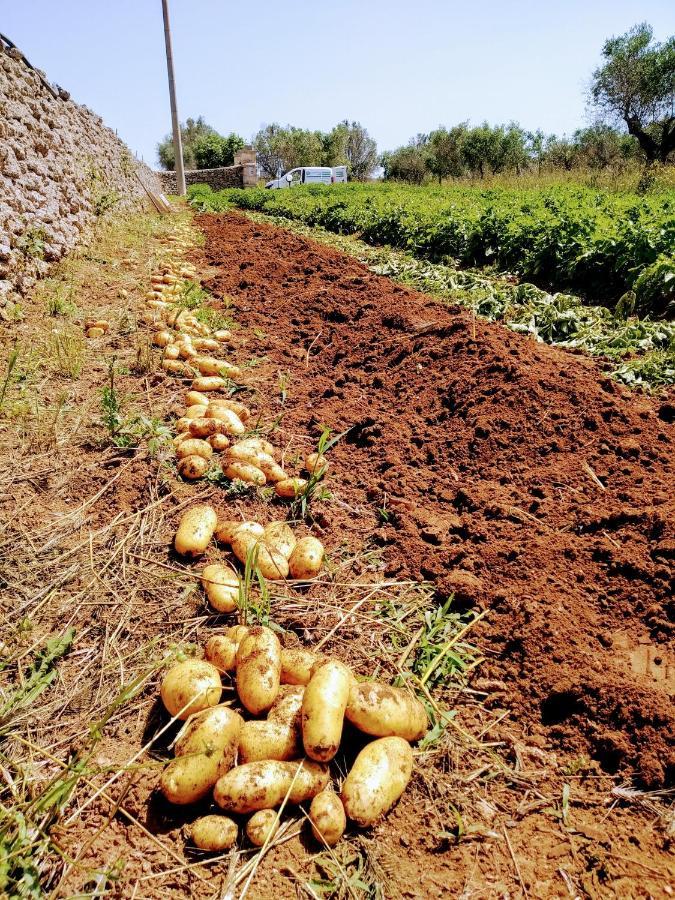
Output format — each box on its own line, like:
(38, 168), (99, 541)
(161, 0), (186, 195)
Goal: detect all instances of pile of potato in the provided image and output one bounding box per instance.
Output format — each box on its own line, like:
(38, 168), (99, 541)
(174, 506), (326, 606)
(159, 625), (427, 851)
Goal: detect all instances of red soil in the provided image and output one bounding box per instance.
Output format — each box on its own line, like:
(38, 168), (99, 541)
(198, 212), (675, 789)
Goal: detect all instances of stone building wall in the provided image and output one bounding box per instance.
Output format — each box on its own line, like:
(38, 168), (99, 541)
(0, 37), (162, 303)
(156, 149), (259, 194)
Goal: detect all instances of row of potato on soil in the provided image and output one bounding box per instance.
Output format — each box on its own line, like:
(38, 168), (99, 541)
(160, 624), (426, 851)
(145, 229), (425, 851)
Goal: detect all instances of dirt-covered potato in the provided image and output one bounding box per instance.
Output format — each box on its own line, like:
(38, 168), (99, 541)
(160, 660), (222, 720)
(185, 389), (209, 406)
(208, 433), (231, 451)
(227, 624), (250, 646)
(205, 634), (238, 672)
(302, 660), (351, 762)
(280, 648), (319, 686)
(231, 534), (289, 579)
(177, 455), (209, 479)
(161, 706), (242, 804)
(193, 357), (241, 378)
(304, 452), (329, 475)
(188, 418), (225, 439)
(192, 338), (220, 353)
(191, 376), (228, 392)
(164, 344), (181, 360)
(153, 330), (174, 347)
(208, 398), (251, 422)
(175, 417), (192, 433)
(236, 626), (281, 715)
(288, 536), (324, 580)
(190, 814), (238, 851)
(177, 341), (198, 360)
(263, 523), (297, 560)
(235, 437), (275, 455)
(216, 520), (264, 545)
(341, 737), (413, 827)
(268, 685), (304, 726)
(174, 504), (217, 556)
(205, 407), (246, 435)
(213, 329), (231, 342)
(223, 461), (266, 486)
(163, 359), (193, 376)
(183, 404), (209, 419)
(246, 809), (280, 847)
(201, 562), (240, 613)
(176, 438), (213, 461)
(274, 477), (307, 499)
(345, 683), (427, 742)
(87, 326), (105, 338)
(226, 446), (284, 482)
(238, 720), (301, 763)
(214, 759), (330, 814)
(309, 789), (346, 846)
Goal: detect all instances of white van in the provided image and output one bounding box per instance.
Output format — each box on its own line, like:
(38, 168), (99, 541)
(265, 166), (348, 189)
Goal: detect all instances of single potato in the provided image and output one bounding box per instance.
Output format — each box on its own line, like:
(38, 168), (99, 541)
(205, 634), (238, 672)
(214, 759), (329, 814)
(216, 519), (264, 545)
(302, 660), (351, 762)
(246, 809), (280, 847)
(176, 438), (213, 461)
(236, 626), (281, 715)
(223, 461), (266, 486)
(185, 389), (209, 406)
(275, 477), (307, 499)
(280, 648), (319, 686)
(208, 398), (251, 422)
(153, 330), (174, 347)
(189, 418), (226, 438)
(345, 682), (427, 742)
(238, 720), (301, 763)
(268, 685), (304, 726)
(231, 534), (289, 579)
(208, 433), (231, 451)
(304, 452), (329, 475)
(341, 737), (413, 827)
(177, 455), (209, 479)
(190, 815), (238, 851)
(309, 790), (346, 846)
(205, 407), (246, 434)
(263, 522), (297, 560)
(174, 505), (217, 556)
(201, 562), (240, 613)
(288, 536), (324, 580)
(160, 660), (222, 720)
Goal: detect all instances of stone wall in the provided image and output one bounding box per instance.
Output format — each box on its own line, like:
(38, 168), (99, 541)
(0, 36), (162, 304)
(156, 148), (258, 195)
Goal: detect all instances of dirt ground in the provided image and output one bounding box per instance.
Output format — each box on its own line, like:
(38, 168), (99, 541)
(1, 208), (673, 899)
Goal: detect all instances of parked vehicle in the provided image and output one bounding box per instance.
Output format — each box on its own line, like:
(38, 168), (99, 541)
(265, 166), (348, 189)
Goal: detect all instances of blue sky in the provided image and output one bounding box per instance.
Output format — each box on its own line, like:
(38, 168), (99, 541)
(3, 1), (673, 168)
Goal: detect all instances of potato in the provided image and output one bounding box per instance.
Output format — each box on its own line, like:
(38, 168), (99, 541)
(236, 626), (281, 715)
(201, 562), (240, 613)
(208, 399), (251, 422)
(280, 648), (320, 686)
(176, 438), (213, 461)
(302, 660), (351, 762)
(177, 455), (209, 479)
(288, 537), (324, 580)
(173, 433), (189, 447)
(185, 389), (209, 406)
(153, 330), (174, 347)
(223, 462), (266, 486)
(263, 523), (296, 560)
(268, 685), (304, 726)
(160, 660), (222, 720)
(177, 342), (198, 360)
(194, 357), (241, 379)
(341, 737), (413, 827)
(189, 417), (226, 439)
(226, 444), (278, 474)
(147, 299), (170, 310)
(192, 338), (221, 352)
(208, 433), (231, 451)
(183, 404), (209, 419)
(235, 437), (274, 455)
(231, 535), (289, 580)
(214, 759), (329, 814)
(161, 706), (242, 804)
(87, 327), (105, 338)
(164, 344), (180, 360)
(304, 452), (329, 475)
(275, 478), (307, 499)
(239, 720), (302, 763)
(192, 376), (228, 392)
(190, 815), (238, 851)
(213, 329), (232, 342)
(216, 520), (264, 545)
(162, 359), (193, 376)
(246, 809), (280, 847)
(175, 417), (192, 433)
(205, 407), (246, 435)
(309, 790), (346, 847)
(205, 634), (238, 672)
(174, 504), (217, 556)
(227, 624), (250, 646)
(345, 683), (427, 742)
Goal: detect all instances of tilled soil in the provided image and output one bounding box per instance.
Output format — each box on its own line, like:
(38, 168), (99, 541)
(199, 212), (675, 790)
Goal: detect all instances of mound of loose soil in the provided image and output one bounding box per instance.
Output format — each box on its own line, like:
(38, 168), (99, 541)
(198, 212), (675, 788)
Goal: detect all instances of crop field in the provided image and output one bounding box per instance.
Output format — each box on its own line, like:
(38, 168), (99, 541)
(1, 199), (674, 899)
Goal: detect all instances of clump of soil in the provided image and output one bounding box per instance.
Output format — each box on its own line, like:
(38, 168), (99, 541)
(198, 212), (675, 788)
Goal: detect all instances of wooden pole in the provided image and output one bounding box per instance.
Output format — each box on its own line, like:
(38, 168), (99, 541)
(161, 0), (186, 195)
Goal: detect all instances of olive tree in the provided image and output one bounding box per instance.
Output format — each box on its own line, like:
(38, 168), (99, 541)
(590, 23), (675, 163)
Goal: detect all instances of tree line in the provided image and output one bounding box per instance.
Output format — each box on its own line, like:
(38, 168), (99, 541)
(157, 23), (673, 181)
